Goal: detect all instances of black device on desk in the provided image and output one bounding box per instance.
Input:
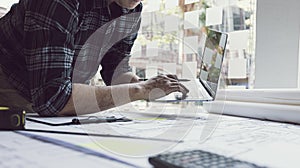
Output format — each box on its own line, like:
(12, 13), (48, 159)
(0, 107), (25, 130)
(26, 116), (132, 126)
(149, 150), (265, 168)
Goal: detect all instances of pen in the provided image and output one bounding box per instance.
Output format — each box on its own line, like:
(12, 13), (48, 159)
(72, 116), (132, 125)
(139, 78), (191, 82)
(72, 117), (115, 124)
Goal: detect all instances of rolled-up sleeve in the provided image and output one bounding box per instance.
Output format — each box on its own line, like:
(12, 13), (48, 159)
(100, 33), (138, 86)
(23, 0), (79, 116)
(100, 3), (142, 86)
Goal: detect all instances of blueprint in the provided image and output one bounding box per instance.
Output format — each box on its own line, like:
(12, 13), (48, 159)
(15, 102), (300, 168)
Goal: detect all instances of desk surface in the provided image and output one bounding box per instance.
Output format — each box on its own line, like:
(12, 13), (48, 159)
(2, 102), (300, 168)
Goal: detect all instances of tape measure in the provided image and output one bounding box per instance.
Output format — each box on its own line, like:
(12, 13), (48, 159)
(0, 107), (26, 130)
(0, 106), (9, 110)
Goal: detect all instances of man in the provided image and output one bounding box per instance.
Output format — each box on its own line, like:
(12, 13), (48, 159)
(0, 0), (188, 116)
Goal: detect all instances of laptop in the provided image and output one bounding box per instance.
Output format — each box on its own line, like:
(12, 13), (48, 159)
(155, 29), (228, 102)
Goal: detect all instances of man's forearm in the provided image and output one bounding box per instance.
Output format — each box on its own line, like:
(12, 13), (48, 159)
(111, 72), (139, 85)
(58, 74), (189, 116)
(58, 83), (144, 116)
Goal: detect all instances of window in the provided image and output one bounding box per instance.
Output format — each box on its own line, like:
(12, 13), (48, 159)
(130, 0), (257, 89)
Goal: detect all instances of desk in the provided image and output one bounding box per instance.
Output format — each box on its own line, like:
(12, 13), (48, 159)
(2, 102), (300, 168)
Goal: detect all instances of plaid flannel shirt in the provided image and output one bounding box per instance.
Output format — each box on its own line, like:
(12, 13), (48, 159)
(0, 0), (142, 116)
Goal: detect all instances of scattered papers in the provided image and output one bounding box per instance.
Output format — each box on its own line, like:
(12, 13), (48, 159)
(164, 15), (180, 32)
(228, 30), (250, 50)
(205, 7), (223, 26)
(183, 36), (198, 54)
(184, 10), (200, 29)
(238, 142), (300, 168)
(9, 102), (300, 168)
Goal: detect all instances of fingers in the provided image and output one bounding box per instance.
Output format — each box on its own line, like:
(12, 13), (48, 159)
(172, 81), (189, 100)
(155, 74), (189, 93)
(178, 82), (189, 94)
(169, 82), (189, 94)
(156, 74), (178, 83)
(166, 74), (178, 81)
(150, 75), (176, 85)
(178, 83), (189, 100)
(144, 74), (190, 100)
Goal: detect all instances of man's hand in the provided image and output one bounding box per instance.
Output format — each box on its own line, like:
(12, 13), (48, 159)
(58, 74), (189, 116)
(139, 74), (189, 101)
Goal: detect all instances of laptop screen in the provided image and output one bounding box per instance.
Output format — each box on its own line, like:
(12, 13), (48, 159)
(199, 29), (228, 99)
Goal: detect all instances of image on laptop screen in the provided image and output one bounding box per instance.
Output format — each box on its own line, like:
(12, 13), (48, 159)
(199, 29), (228, 99)
(155, 28), (228, 102)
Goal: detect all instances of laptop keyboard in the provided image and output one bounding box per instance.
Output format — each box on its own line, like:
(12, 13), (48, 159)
(148, 150), (265, 168)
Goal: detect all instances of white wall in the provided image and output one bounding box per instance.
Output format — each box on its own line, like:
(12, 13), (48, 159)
(255, 0), (300, 88)
(298, 36), (300, 88)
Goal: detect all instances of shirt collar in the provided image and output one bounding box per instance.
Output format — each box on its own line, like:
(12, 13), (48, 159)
(109, 1), (133, 19)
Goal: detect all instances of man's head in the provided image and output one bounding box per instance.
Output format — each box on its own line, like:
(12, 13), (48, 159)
(113, 0), (142, 9)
